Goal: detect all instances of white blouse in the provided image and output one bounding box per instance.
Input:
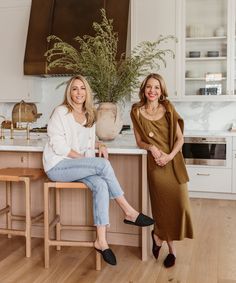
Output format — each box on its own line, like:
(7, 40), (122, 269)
(43, 105), (96, 172)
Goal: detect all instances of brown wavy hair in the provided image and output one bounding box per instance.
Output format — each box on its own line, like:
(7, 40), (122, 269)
(61, 75), (96, 127)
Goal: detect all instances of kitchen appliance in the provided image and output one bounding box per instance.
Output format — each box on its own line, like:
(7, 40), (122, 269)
(183, 136), (227, 166)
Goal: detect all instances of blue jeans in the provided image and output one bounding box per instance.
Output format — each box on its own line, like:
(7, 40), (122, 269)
(46, 157), (124, 226)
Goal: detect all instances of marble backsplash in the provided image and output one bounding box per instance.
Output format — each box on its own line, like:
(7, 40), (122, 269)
(123, 101), (236, 131)
(1, 77), (236, 132)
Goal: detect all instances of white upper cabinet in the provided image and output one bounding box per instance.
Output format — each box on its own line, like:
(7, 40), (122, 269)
(130, 0), (178, 101)
(0, 0), (41, 102)
(177, 0), (236, 101)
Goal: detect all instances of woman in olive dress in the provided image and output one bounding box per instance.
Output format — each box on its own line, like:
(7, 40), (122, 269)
(130, 73), (194, 268)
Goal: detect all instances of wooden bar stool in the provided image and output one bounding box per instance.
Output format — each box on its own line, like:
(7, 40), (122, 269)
(44, 180), (102, 270)
(0, 167), (45, 258)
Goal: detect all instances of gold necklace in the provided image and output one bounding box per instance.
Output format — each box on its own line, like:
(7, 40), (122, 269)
(144, 104), (159, 116)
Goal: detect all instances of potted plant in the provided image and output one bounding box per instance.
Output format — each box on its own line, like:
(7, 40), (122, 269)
(45, 8), (176, 140)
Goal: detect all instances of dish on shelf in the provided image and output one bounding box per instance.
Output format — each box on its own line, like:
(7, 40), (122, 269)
(207, 51), (219, 57)
(189, 51), (201, 58)
(185, 70), (200, 78)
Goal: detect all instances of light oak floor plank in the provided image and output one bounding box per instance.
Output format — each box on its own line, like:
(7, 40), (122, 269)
(0, 198), (236, 283)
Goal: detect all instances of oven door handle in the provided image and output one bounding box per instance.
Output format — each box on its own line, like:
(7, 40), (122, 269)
(196, 173), (210, 176)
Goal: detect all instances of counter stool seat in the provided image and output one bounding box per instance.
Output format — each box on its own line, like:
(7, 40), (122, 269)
(44, 180), (102, 270)
(0, 167), (45, 258)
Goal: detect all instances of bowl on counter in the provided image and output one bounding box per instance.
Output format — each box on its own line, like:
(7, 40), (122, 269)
(207, 51), (219, 57)
(189, 51), (201, 58)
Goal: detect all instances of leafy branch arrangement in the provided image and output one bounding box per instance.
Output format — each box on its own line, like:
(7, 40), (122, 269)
(45, 8), (176, 103)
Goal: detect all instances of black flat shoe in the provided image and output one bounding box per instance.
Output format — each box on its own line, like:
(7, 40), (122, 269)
(123, 213), (155, 227)
(151, 230), (162, 259)
(95, 248), (117, 266)
(163, 253), (176, 268)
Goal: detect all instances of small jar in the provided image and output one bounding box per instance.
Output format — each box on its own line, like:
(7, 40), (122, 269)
(215, 26), (225, 37)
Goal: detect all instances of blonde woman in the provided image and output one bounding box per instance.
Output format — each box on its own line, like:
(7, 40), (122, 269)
(43, 75), (154, 266)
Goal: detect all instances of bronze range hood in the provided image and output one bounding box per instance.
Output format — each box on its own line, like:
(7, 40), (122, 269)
(24, 0), (129, 76)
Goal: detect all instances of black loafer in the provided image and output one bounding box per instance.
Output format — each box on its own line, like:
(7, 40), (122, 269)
(163, 253), (176, 268)
(123, 213), (155, 227)
(151, 230), (162, 259)
(95, 248), (117, 266)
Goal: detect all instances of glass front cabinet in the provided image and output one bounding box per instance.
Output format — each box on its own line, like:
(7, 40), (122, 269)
(176, 0), (236, 100)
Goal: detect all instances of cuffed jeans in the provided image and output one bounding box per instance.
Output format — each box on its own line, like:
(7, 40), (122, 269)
(46, 157), (124, 226)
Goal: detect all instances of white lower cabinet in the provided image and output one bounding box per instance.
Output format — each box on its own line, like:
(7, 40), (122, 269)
(233, 151), (236, 193)
(187, 166), (232, 193)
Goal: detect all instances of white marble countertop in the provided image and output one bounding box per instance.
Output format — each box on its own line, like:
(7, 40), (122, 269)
(0, 132), (146, 154)
(0, 130), (235, 153)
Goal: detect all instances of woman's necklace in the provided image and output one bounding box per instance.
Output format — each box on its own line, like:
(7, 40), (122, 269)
(144, 104), (160, 117)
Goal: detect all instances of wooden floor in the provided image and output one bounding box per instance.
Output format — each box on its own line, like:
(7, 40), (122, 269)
(0, 198), (236, 283)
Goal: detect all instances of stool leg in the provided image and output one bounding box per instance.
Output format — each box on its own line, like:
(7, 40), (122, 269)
(96, 250), (102, 271)
(6, 181), (12, 239)
(44, 183), (50, 268)
(24, 178), (31, 258)
(56, 187), (61, 251)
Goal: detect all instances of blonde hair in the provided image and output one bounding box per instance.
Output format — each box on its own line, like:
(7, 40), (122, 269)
(61, 75), (96, 127)
(132, 73), (168, 109)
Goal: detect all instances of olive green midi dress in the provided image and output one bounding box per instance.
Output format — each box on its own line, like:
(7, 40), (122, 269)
(139, 113), (194, 241)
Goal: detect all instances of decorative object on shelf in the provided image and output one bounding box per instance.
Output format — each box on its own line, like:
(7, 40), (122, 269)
(189, 51), (201, 58)
(207, 51), (219, 57)
(205, 73), (222, 81)
(198, 87), (218, 96)
(185, 70), (200, 78)
(215, 26), (225, 37)
(45, 9), (176, 140)
(188, 24), (206, 37)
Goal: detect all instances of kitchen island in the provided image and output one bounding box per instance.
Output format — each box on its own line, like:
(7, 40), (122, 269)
(0, 133), (150, 261)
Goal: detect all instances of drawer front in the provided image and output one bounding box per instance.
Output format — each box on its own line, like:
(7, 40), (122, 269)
(187, 167), (231, 193)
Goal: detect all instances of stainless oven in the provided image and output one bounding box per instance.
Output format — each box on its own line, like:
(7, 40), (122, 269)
(182, 136), (227, 166)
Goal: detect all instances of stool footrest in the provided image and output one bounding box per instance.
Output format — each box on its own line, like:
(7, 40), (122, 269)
(49, 215), (60, 229)
(60, 224), (95, 231)
(32, 212), (44, 224)
(0, 228), (25, 236)
(49, 239), (94, 248)
(0, 205), (10, 215)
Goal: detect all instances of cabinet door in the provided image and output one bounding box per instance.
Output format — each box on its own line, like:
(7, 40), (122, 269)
(130, 0), (178, 101)
(178, 0), (236, 101)
(0, 0), (41, 102)
(187, 166), (231, 193)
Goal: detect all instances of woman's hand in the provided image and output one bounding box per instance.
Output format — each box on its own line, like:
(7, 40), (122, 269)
(155, 151), (172, 167)
(149, 145), (162, 159)
(98, 144), (109, 159)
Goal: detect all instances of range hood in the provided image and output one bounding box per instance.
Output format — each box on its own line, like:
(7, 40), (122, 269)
(24, 0), (129, 76)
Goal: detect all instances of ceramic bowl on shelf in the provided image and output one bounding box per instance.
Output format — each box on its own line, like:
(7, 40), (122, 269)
(189, 51), (201, 58)
(207, 51), (219, 57)
(185, 70), (200, 78)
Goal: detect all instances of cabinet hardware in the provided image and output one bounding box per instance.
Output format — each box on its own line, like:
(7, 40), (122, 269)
(21, 156), (24, 163)
(196, 173), (210, 176)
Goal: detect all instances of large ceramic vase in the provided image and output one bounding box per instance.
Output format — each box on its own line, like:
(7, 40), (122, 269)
(96, 102), (123, 141)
